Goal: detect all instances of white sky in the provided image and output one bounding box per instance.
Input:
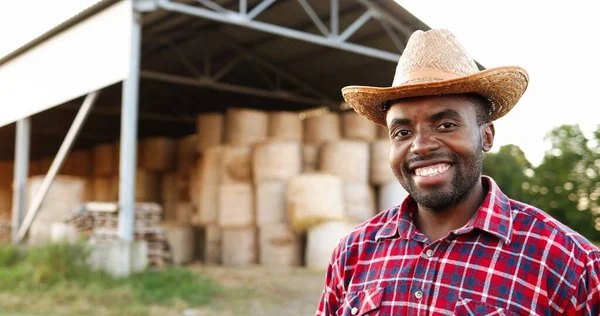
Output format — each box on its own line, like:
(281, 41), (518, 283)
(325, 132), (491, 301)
(396, 1), (600, 165)
(1, 1), (599, 165)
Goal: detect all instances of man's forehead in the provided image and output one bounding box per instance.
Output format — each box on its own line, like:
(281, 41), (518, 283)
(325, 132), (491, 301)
(385, 94), (478, 123)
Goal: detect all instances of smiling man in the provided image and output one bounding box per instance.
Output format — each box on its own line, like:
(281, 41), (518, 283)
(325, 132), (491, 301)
(315, 29), (600, 315)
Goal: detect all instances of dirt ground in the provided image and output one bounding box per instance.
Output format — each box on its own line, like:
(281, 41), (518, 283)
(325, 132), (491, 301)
(190, 264), (326, 316)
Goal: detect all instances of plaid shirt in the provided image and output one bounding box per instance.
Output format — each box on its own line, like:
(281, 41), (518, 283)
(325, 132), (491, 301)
(316, 176), (600, 315)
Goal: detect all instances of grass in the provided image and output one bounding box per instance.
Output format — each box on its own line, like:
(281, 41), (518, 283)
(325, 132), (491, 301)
(0, 242), (222, 315)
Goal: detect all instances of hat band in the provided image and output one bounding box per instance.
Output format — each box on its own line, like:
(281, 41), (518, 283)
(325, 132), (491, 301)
(393, 68), (463, 86)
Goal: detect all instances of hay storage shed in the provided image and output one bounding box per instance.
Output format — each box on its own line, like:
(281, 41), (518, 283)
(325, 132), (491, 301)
(0, 0), (431, 274)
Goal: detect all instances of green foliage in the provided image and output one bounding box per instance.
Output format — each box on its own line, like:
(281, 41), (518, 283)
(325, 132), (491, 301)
(484, 124), (600, 242)
(483, 144), (532, 202)
(0, 244), (21, 267)
(129, 267), (222, 305)
(25, 241), (94, 286)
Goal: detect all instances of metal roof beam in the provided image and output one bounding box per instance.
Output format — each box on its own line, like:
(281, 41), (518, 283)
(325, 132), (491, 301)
(141, 70), (326, 105)
(156, 0), (401, 62)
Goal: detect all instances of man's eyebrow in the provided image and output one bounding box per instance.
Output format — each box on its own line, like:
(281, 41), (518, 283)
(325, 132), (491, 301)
(388, 118), (411, 127)
(429, 109), (462, 121)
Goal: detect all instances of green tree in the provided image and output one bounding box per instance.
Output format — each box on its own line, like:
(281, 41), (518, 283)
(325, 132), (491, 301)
(483, 144), (532, 203)
(528, 124), (600, 241)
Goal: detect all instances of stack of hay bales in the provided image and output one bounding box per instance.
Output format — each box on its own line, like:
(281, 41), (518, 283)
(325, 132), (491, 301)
(191, 108), (306, 267)
(0, 105), (409, 270)
(285, 110), (409, 270)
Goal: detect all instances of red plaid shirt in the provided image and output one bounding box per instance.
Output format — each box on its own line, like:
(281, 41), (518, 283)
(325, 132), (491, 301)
(316, 176), (600, 315)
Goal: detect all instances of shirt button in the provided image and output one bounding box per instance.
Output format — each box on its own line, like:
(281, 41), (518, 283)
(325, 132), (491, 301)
(351, 307), (359, 315)
(426, 249), (434, 258)
(414, 290), (424, 299)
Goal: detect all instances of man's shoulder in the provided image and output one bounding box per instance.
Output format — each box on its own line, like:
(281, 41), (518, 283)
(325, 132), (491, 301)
(509, 199), (600, 256)
(334, 207), (400, 251)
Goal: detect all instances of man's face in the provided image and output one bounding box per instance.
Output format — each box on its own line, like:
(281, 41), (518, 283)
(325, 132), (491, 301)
(385, 94), (494, 211)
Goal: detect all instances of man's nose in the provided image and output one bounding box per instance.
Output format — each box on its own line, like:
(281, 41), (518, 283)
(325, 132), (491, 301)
(410, 131), (441, 156)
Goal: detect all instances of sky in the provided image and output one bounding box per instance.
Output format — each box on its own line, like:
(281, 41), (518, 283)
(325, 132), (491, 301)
(1, 1), (599, 166)
(396, 1), (600, 165)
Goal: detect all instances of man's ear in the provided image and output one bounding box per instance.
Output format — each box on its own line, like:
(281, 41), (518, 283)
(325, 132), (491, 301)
(482, 122), (495, 152)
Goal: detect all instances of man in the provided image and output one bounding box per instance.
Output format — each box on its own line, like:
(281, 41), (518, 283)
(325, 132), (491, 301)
(316, 29), (600, 315)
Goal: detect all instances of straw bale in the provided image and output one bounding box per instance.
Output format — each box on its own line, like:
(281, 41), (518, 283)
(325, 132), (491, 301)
(253, 141), (301, 183)
(287, 173), (344, 231)
(320, 140), (369, 183)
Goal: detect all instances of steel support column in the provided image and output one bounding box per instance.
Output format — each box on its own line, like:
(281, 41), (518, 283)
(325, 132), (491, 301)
(11, 118), (30, 244)
(118, 2), (142, 249)
(15, 92), (99, 243)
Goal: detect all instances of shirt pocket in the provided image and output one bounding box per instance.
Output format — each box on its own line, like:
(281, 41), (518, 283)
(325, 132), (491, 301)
(336, 287), (384, 316)
(453, 297), (520, 316)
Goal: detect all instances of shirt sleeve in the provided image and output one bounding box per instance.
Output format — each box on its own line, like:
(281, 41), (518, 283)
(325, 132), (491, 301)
(573, 251), (600, 315)
(315, 242), (346, 316)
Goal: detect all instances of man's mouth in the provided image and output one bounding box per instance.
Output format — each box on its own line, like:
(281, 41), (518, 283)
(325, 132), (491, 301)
(413, 163), (451, 177)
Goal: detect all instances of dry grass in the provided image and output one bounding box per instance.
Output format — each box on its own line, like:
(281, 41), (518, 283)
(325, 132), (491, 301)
(0, 242), (326, 316)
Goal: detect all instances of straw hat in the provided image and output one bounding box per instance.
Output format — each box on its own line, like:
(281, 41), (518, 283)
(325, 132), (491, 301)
(341, 29), (529, 126)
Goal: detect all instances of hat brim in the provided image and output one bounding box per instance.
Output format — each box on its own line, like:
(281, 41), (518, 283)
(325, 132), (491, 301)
(341, 66), (529, 127)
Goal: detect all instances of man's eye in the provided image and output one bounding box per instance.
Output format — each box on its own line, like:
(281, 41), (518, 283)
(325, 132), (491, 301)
(438, 122), (457, 130)
(394, 130), (412, 138)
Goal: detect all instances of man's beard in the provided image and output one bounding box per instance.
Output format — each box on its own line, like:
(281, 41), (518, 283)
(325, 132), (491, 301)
(396, 145), (483, 212)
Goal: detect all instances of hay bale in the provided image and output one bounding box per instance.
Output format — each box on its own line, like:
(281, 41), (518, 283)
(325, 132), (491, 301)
(253, 141), (301, 183)
(203, 225), (221, 265)
(140, 137), (176, 172)
(320, 141), (369, 183)
(28, 176), (85, 244)
(63, 150), (93, 177)
(341, 111), (377, 141)
(93, 143), (117, 176)
(195, 147), (222, 225)
(162, 222), (195, 265)
(0, 162), (12, 212)
(256, 181), (286, 224)
(189, 159), (199, 207)
(0, 188), (11, 214)
(175, 202), (194, 224)
(370, 140), (395, 185)
(221, 146), (252, 184)
(92, 176), (118, 202)
(196, 113), (224, 153)
(287, 174), (344, 231)
(379, 180), (409, 211)
(259, 223), (301, 266)
(221, 227), (257, 266)
(39, 157), (52, 174)
(306, 221), (357, 270)
(160, 173), (179, 205)
(302, 145), (319, 172)
(303, 113), (341, 145)
(343, 182), (376, 222)
(218, 183), (254, 228)
(29, 160), (41, 176)
(269, 111), (302, 142)
(177, 135), (197, 178)
(135, 169), (160, 202)
(225, 108), (268, 146)
(91, 169), (158, 202)
(84, 179), (94, 201)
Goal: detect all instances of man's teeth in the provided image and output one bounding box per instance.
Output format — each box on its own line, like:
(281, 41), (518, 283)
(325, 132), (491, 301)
(414, 163), (451, 177)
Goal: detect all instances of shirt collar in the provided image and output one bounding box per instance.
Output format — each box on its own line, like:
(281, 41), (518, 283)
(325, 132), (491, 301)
(375, 176), (513, 244)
